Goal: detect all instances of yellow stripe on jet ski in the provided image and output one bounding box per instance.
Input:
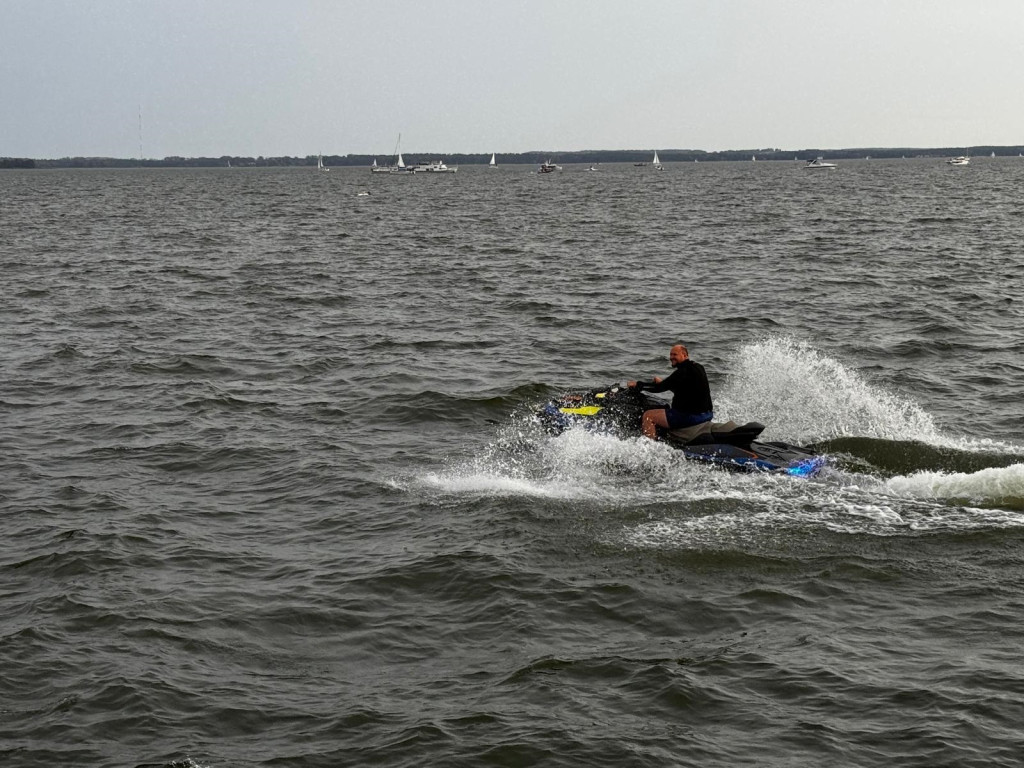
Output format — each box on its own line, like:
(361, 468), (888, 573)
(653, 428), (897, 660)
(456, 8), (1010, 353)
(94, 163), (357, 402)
(559, 406), (603, 416)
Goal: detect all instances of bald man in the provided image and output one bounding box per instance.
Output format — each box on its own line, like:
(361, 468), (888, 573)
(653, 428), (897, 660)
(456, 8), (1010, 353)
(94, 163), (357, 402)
(627, 344), (714, 439)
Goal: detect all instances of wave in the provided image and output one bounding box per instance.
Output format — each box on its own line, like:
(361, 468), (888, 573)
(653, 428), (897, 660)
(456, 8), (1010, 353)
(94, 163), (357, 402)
(884, 464), (1024, 511)
(816, 436), (1024, 477)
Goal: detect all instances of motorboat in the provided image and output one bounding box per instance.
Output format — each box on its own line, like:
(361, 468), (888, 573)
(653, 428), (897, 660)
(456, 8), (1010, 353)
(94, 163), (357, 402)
(947, 156), (970, 166)
(538, 160), (562, 173)
(412, 160), (458, 173)
(805, 157), (837, 169)
(536, 384), (825, 476)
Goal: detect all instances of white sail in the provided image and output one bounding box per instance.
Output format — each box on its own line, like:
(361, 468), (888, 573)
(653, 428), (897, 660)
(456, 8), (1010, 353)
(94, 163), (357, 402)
(371, 158), (377, 167)
(489, 153), (496, 166)
(652, 150), (660, 165)
(397, 153), (405, 168)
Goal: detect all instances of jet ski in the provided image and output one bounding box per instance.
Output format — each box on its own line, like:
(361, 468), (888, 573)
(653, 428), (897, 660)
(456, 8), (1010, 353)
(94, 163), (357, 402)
(536, 384), (825, 476)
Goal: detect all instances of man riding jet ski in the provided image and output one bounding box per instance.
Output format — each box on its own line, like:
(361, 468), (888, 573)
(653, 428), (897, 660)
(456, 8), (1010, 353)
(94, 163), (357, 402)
(536, 345), (824, 476)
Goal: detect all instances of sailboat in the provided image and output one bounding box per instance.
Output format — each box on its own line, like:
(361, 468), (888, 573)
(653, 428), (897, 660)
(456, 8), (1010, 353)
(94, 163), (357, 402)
(317, 154), (330, 172)
(372, 135), (413, 173)
(489, 152), (496, 168)
(652, 150), (663, 170)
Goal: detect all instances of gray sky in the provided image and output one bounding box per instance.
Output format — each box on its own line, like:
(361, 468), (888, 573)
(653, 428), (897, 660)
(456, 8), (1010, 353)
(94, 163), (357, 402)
(3, 0), (1022, 158)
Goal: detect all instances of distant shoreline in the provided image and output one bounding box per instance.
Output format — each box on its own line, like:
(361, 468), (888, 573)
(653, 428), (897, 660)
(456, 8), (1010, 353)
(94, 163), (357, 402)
(3, 145), (1022, 169)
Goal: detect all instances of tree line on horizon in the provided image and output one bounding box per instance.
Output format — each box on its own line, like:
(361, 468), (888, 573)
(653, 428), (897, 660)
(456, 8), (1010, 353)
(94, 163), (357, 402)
(4, 145), (1022, 169)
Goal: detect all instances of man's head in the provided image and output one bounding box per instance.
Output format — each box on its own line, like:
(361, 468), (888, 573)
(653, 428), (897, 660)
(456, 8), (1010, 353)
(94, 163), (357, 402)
(669, 344), (689, 367)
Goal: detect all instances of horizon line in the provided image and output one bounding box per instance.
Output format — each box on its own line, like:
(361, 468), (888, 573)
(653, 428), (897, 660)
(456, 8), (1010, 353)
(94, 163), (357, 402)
(8, 142), (1024, 162)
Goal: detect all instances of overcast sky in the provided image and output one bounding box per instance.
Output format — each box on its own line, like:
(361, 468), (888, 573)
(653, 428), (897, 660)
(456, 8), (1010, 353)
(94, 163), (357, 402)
(3, 0), (1022, 158)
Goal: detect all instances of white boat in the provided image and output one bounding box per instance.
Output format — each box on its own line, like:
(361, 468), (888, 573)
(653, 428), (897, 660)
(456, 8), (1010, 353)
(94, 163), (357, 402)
(652, 150), (663, 170)
(586, 164), (599, 171)
(947, 155), (970, 166)
(538, 160), (561, 173)
(412, 159), (457, 173)
(489, 153), (496, 168)
(317, 154), (329, 172)
(805, 157), (837, 169)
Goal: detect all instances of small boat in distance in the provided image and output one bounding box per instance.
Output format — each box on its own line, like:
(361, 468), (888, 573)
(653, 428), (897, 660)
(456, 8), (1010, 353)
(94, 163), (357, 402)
(489, 153), (496, 168)
(805, 157), (837, 169)
(373, 135), (414, 173)
(317, 154), (329, 172)
(538, 160), (562, 173)
(653, 150), (663, 170)
(411, 159), (457, 173)
(947, 155), (970, 166)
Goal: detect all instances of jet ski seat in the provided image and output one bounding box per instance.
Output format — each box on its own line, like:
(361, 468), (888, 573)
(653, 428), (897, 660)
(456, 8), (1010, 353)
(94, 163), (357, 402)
(664, 421), (766, 447)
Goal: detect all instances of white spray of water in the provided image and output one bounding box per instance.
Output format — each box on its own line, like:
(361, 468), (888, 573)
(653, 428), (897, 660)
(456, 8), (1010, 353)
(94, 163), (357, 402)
(719, 336), (1020, 455)
(719, 336), (939, 443)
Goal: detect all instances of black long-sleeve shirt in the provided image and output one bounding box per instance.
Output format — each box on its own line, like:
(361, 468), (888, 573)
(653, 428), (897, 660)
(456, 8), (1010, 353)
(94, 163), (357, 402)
(639, 360), (713, 415)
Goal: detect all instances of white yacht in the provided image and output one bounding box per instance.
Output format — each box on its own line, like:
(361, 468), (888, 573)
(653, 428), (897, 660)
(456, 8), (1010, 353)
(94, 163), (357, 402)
(804, 157), (837, 169)
(652, 150), (663, 170)
(412, 160), (457, 173)
(947, 156), (970, 166)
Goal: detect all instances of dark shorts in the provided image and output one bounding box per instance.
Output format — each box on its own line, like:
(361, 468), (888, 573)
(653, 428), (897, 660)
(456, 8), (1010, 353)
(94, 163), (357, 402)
(665, 409), (713, 429)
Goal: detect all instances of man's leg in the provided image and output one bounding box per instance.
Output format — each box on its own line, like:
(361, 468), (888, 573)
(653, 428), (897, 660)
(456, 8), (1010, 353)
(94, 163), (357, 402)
(641, 408), (670, 439)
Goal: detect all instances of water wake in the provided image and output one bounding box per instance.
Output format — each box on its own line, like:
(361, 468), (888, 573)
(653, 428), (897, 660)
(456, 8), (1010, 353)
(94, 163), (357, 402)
(884, 463), (1024, 510)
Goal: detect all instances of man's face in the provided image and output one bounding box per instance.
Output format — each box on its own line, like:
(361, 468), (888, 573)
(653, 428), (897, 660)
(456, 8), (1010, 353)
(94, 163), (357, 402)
(669, 346), (687, 367)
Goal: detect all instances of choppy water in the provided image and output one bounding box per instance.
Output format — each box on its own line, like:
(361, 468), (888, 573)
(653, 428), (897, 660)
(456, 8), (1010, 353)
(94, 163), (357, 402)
(3, 159), (1024, 767)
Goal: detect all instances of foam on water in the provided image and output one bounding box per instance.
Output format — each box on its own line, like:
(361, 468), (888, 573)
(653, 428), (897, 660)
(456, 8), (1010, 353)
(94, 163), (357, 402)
(415, 423), (838, 518)
(620, 463), (1024, 549)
